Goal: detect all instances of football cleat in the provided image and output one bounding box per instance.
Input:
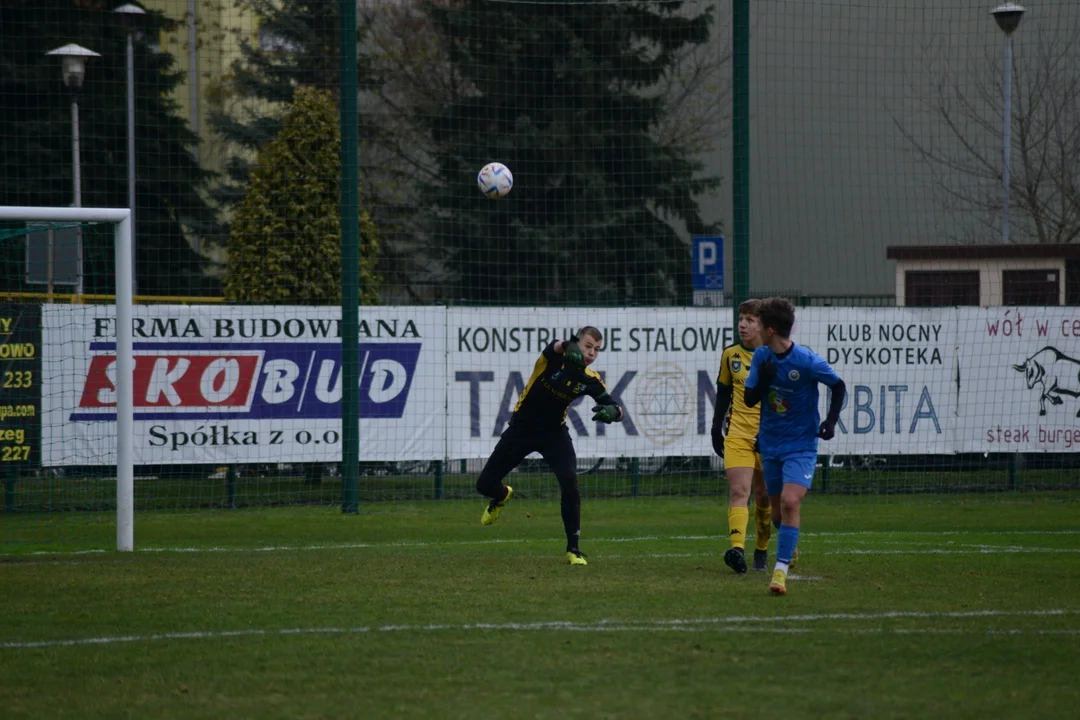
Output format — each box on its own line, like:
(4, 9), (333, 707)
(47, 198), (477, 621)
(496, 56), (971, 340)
(480, 485), (514, 526)
(723, 546), (748, 574)
(566, 549), (588, 566)
(753, 549), (769, 572)
(769, 568), (788, 596)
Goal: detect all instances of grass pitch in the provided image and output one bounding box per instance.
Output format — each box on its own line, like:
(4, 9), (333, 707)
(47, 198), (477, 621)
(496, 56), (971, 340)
(2, 493), (1079, 718)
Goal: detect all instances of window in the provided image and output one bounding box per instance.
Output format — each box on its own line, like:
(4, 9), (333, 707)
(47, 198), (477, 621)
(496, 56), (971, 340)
(1003, 269), (1059, 306)
(905, 271), (979, 306)
(1066, 261), (1080, 305)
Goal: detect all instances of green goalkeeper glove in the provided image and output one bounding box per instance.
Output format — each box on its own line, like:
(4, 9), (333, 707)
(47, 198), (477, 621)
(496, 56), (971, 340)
(592, 405), (619, 424)
(563, 337), (584, 366)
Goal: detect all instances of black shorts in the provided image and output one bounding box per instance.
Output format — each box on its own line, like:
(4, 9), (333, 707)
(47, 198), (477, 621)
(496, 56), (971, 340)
(476, 424), (577, 494)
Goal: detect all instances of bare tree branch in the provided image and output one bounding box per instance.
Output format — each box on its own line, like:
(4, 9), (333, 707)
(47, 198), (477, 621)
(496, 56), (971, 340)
(891, 26), (1080, 244)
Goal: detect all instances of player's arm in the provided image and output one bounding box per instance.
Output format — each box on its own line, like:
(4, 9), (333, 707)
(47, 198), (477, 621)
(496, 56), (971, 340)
(711, 350), (734, 455)
(813, 354), (846, 440)
(587, 382), (623, 424)
(711, 382), (733, 457)
(743, 349), (777, 408)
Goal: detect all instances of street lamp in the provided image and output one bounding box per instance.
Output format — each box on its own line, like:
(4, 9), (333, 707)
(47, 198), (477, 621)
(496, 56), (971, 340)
(991, 3), (1026, 244)
(114, 3), (147, 295)
(46, 43), (100, 296)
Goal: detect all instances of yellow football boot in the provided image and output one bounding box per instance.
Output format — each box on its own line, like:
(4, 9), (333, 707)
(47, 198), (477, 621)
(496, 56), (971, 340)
(769, 567), (788, 596)
(566, 549), (588, 566)
(480, 485), (513, 526)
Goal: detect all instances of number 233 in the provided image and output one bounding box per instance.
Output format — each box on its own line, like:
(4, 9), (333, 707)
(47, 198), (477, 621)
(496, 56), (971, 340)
(2, 371), (32, 389)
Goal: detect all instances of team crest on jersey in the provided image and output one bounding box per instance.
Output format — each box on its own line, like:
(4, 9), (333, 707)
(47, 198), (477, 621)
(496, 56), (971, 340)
(551, 370), (562, 380)
(768, 390), (789, 413)
(788, 370), (800, 381)
(731, 359), (742, 372)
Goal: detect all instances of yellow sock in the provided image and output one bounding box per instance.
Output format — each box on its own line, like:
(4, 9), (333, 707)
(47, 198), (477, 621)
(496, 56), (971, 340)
(727, 506), (749, 550)
(754, 503), (772, 551)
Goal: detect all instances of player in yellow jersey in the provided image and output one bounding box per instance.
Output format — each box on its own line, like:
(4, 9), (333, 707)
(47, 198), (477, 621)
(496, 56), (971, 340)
(711, 299), (773, 574)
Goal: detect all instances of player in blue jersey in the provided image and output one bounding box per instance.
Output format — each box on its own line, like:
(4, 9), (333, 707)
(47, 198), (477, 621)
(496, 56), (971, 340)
(744, 297), (846, 596)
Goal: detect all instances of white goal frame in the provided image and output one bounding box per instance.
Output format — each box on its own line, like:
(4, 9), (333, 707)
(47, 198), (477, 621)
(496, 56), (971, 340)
(0, 206), (134, 551)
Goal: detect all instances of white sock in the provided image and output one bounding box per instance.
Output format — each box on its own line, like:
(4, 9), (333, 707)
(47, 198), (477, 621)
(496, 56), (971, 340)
(774, 561), (789, 574)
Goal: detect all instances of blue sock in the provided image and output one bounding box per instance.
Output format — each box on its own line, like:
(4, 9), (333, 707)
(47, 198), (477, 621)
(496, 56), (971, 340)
(777, 525), (800, 564)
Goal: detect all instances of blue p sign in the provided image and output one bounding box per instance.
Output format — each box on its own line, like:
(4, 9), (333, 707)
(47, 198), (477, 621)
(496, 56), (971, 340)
(691, 236), (724, 291)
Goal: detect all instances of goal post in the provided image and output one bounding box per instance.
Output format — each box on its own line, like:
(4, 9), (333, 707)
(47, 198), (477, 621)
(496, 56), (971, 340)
(0, 206), (134, 552)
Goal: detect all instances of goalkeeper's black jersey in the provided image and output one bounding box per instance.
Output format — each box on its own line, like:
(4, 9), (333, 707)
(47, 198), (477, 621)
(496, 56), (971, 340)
(509, 342), (616, 430)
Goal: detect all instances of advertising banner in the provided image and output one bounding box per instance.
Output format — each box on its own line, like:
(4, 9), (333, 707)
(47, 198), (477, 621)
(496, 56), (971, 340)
(446, 307), (735, 459)
(42, 306), (446, 465)
(40, 304), (1073, 465)
(0, 304), (41, 467)
(796, 307), (954, 455)
(957, 307), (1080, 453)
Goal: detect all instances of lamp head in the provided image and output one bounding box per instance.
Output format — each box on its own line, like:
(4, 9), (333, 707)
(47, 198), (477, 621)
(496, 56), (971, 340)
(113, 4), (148, 32)
(45, 44), (101, 90)
(991, 3), (1026, 35)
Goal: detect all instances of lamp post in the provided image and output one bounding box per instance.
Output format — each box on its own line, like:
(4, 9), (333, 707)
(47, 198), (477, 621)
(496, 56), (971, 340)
(991, 4), (1026, 244)
(46, 43), (100, 296)
(114, 3), (147, 295)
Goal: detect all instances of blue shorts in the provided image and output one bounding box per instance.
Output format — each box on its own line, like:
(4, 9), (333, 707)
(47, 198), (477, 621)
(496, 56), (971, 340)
(762, 453), (817, 496)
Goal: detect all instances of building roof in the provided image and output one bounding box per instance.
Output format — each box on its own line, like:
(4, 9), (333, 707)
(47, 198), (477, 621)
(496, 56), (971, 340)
(887, 244), (1080, 261)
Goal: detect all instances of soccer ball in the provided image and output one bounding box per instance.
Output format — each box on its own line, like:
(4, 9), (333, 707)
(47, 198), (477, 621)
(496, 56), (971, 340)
(477, 162), (513, 199)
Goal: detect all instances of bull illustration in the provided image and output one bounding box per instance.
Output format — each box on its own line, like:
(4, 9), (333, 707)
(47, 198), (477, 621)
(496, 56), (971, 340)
(1012, 346), (1080, 416)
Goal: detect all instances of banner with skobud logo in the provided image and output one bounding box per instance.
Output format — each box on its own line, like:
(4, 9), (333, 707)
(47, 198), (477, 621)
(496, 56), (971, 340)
(42, 306), (445, 465)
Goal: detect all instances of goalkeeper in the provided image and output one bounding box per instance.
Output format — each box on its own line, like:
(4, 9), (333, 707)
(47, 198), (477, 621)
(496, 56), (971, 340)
(475, 326), (624, 566)
(711, 299), (774, 574)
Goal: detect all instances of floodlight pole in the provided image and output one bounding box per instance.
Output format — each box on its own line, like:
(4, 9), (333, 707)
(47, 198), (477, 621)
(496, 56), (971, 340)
(71, 98), (82, 210)
(47, 44), (100, 295)
(991, 4), (1026, 244)
(115, 4), (146, 295)
(71, 93), (83, 297)
(1002, 35), (1013, 244)
(125, 30), (136, 293)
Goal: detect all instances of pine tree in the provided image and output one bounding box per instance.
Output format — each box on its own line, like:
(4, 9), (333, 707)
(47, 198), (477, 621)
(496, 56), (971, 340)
(225, 86), (379, 304)
(0, 0), (218, 296)
(207, 0), (378, 210)
(421, 0), (721, 306)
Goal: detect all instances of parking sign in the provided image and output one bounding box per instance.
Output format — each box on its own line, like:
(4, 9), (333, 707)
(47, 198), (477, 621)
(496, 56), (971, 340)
(691, 236), (724, 291)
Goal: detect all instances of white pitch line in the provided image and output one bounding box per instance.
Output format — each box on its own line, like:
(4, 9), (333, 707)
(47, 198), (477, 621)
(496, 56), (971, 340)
(1, 609), (1077, 651)
(838, 547), (1080, 555)
(124, 542), (1080, 557)
(808, 530), (1080, 538)
(7, 529), (1080, 558)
